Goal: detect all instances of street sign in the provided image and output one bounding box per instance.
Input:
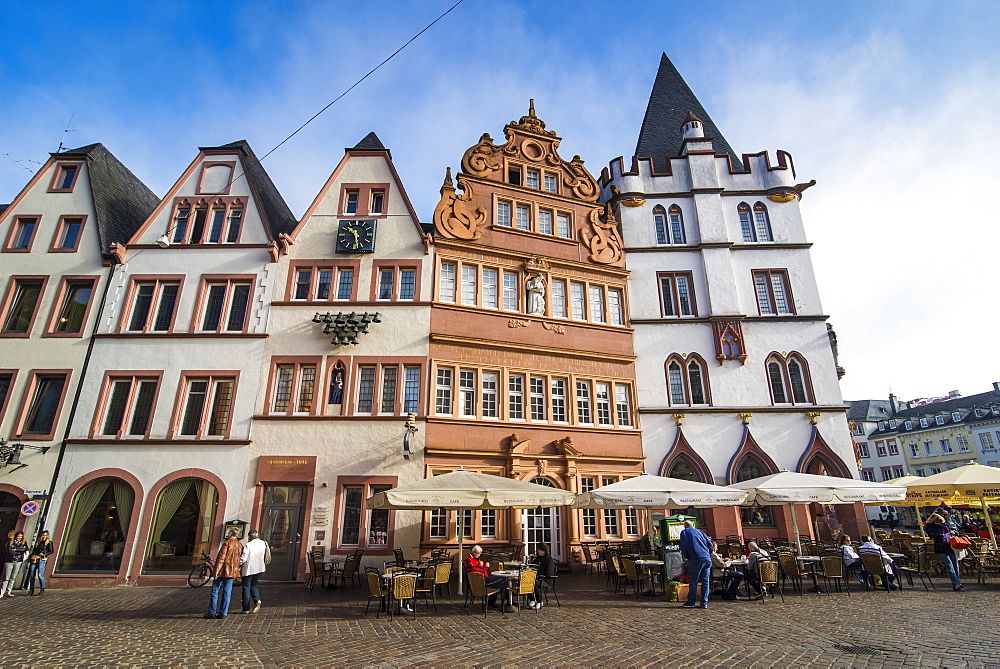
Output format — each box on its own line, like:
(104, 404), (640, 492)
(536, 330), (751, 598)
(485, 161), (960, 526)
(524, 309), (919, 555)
(20, 501), (40, 516)
(24, 489), (47, 495)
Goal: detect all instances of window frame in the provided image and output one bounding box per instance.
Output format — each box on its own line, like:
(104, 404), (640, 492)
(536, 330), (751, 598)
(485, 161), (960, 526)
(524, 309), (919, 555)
(0, 369), (16, 424)
(192, 275), (255, 334)
(165, 197), (246, 245)
(44, 276), (99, 337)
(752, 269), (795, 316)
(664, 354), (711, 406)
(3, 215), (41, 252)
(765, 353), (814, 406)
(170, 371), (240, 439)
(48, 162), (83, 193)
(490, 192), (575, 239)
(12, 369), (72, 440)
(285, 261), (359, 303)
(266, 357), (323, 416)
(332, 476), (398, 554)
(340, 183), (390, 219)
(90, 371), (163, 438)
(348, 360), (424, 417)
(48, 215), (88, 253)
(0, 275), (48, 338)
(657, 271), (696, 318)
(369, 262), (421, 302)
(118, 275), (184, 334)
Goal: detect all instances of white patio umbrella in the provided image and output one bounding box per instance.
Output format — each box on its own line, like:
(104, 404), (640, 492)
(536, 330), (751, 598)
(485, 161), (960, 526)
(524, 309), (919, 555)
(904, 464), (1000, 546)
(730, 471), (908, 555)
(366, 469), (575, 593)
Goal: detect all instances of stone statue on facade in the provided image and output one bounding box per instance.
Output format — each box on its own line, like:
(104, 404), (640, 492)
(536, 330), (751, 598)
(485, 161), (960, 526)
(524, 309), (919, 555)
(526, 274), (546, 316)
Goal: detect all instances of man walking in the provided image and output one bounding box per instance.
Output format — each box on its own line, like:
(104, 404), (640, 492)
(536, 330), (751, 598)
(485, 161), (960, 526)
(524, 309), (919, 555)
(678, 520), (713, 609)
(205, 529), (242, 619)
(240, 529), (269, 613)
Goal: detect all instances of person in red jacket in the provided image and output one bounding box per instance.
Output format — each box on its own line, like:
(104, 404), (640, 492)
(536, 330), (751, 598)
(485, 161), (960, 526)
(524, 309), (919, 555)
(464, 545), (506, 606)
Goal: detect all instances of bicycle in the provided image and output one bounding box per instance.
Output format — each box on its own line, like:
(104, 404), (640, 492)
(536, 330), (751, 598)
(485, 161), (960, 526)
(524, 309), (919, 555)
(187, 551), (215, 588)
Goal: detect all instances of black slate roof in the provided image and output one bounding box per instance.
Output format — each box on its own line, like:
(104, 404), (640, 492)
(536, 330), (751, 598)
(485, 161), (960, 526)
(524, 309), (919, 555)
(57, 143), (159, 253)
(846, 399), (892, 422)
(351, 132), (390, 156)
(211, 140), (297, 240)
(635, 53), (743, 172)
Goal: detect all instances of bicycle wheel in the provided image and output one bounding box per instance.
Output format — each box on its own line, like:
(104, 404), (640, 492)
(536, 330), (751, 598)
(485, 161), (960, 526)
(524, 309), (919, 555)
(187, 564), (212, 588)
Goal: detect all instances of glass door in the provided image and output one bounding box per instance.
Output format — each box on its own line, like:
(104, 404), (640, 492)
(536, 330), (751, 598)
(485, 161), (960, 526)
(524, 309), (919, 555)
(524, 478), (563, 561)
(261, 485), (307, 581)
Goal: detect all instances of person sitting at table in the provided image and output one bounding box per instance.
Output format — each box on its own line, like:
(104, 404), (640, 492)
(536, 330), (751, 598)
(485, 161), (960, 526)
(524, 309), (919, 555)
(744, 541), (769, 599)
(838, 535), (867, 584)
(464, 545), (506, 607)
(959, 514), (978, 535)
(526, 543), (556, 609)
(857, 535), (899, 590)
(710, 542), (742, 600)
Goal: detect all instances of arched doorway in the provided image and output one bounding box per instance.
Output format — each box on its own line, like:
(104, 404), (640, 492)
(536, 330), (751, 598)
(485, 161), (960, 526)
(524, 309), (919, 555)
(57, 477), (135, 573)
(143, 477), (219, 574)
(522, 477), (562, 561)
(0, 492), (22, 540)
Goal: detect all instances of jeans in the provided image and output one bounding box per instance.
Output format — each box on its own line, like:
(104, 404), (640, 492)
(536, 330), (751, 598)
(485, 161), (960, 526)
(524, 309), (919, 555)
(936, 548), (962, 588)
(241, 572), (261, 611)
(722, 571), (744, 599)
(208, 577), (235, 616)
(28, 559), (46, 590)
(745, 572), (763, 594)
(686, 558), (712, 605)
(1, 561), (23, 595)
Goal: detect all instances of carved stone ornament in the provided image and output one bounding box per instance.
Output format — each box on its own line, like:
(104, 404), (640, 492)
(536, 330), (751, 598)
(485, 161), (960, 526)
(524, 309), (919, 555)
(508, 99), (557, 137)
(508, 319), (529, 329)
(542, 322), (565, 334)
(673, 413), (686, 426)
(805, 411), (822, 425)
(536, 459), (547, 476)
(433, 167), (488, 240)
(739, 412), (753, 425)
(461, 133), (504, 178)
(554, 436), (581, 457)
(524, 256), (550, 273)
(506, 433), (530, 454)
(579, 204), (625, 267)
(563, 155), (599, 202)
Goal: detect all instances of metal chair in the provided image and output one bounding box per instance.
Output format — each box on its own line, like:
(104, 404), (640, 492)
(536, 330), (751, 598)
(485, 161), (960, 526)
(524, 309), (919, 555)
(514, 567), (538, 612)
(305, 553), (328, 591)
(466, 572), (501, 618)
(758, 560), (784, 603)
(364, 571), (387, 617)
(898, 545), (935, 590)
(820, 555), (850, 595)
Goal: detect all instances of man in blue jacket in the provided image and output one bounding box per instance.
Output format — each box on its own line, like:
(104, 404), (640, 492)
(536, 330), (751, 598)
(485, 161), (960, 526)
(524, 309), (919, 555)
(678, 520), (713, 609)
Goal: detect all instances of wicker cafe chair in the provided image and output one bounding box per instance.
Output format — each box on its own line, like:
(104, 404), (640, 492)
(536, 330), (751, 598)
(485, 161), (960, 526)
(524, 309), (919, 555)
(758, 560), (784, 603)
(364, 571), (388, 618)
(898, 545), (934, 590)
(514, 567), (538, 613)
(620, 558), (652, 598)
(331, 554), (361, 589)
(581, 544), (601, 576)
(413, 565), (438, 611)
(777, 553), (808, 595)
(820, 555), (850, 595)
(388, 573), (418, 621)
(973, 551), (1000, 585)
(306, 553), (328, 591)
(466, 572), (501, 619)
(859, 552), (894, 592)
(606, 552), (624, 592)
(433, 560), (453, 597)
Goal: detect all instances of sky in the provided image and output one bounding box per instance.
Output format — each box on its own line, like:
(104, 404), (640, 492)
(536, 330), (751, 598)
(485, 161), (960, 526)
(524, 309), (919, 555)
(2, 0), (998, 403)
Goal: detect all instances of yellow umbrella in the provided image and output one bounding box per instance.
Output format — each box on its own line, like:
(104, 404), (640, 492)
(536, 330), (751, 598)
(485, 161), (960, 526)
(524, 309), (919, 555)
(904, 464), (1000, 546)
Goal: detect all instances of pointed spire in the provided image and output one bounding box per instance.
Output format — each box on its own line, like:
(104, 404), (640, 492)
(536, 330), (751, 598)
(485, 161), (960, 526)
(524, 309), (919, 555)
(528, 98), (536, 118)
(440, 166), (454, 193)
(350, 132), (389, 154)
(635, 53), (742, 171)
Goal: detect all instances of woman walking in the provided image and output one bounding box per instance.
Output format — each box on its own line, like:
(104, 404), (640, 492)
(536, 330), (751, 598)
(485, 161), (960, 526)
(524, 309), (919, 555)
(28, 530), (54, 596)
(924, 513), (962, 591)
(2, 531), (29, 597)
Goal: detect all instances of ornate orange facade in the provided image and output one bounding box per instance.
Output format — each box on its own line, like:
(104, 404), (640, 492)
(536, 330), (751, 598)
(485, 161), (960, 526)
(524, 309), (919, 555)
(424, 102), (644, 562)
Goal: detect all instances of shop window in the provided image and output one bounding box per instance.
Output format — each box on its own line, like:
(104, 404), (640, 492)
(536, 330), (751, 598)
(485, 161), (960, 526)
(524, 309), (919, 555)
(337, 480), (394, 550)
(57, 477), (134, 573)
(143, 478), (219, 573)
(740, 506), (775, 526)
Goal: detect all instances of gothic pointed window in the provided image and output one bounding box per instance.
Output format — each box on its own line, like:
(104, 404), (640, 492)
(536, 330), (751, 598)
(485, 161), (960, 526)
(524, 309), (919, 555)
(667, 360), (684, 405)
(735, 455), (766, 483)
(766, 353), (813, 405)
(687, 359), (706, 405)
(752, 202), (773, 242)
(653, 205), (668, 245)
(667, 205), (686, 244)
(668, 456), (700, 482)
(666, 354), (710, 406)
(767, 358), (788, 404)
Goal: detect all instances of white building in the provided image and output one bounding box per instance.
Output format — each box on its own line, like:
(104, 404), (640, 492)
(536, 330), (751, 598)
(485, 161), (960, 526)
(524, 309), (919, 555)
(600, 54), (864, 541)
(847, 399), (904, 483)
(244, 133), (432, 578)
(0, 144), (157, 545)
(48, 141), (296, 585)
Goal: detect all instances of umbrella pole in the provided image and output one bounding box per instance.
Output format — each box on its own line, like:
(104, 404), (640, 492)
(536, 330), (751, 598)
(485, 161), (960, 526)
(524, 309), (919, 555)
(457, 510), (464, 596)
(789, 503), (803, 555)
(914, 503), (922, 531)
(980, 496), (997, 547)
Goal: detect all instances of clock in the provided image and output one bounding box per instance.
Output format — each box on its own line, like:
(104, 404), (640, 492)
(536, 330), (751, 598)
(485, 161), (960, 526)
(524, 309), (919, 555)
(336, 219), (377, 254)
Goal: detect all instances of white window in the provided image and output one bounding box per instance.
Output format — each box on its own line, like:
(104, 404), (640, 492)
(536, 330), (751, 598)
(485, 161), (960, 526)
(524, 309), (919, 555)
(439, 262), (456, 303)
(459, 370), (476, 416)
(654, 212), (668, 245)
(889, 420), (897, 428)
(924, 441), (936, 456)
(857, 443), (870, 458)
(940, 438), (953, 454)
(543, 173), (557, 194)
(551, 379), (567, 422)
(981, 432), (996, 451)
(482, 268), (498, 309)
(935, 415), (945, 425)
(370, 191), (385, 214)
(461, 266), (477, 305)
(429, 508), (447, 538)
(481, 371), (498, 418)
(581, 478), (597, 536)
(608, 289), (624, 326)
(958, 435), (971, 452)
(526, 169), (540, 189)
(508, 374), (524, 421)
(556, 213), (571, 238)
(551, 280), (567, 318)
(615, 384), (632, 426)
(515, 204), (531, 231)
(909, 443), (920, 458)
(589, 286), (605, 323)
(502, 271), (518, 312)
(595, 383), (612, 426)
(344, 191), (359, 214)
(575, 381), (593, 425)
(496, 201), (511, 227)
(481, 509), (497, 538)
(881, 468), (893, 482)
(888, 440), (899, 456)
(919, 418), (928, 428)
(753, 270), (793, 315)
(538, 209), (553, 235)
(952, 412), (961, 422)
(860, 470), (876, 482)
(914, 468), (925, 477)
(893, 467), (905, 478)
(904, 421), (913, 430)
(876, 441), (887, 457)
(434, 367), (453, 415)
(570, 282), (586, 321)
(530, 377), (546, 421)
(378, 269), (394, 300)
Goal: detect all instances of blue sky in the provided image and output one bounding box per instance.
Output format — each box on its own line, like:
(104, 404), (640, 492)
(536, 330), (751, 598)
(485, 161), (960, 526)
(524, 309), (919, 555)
(2, 0), (998, 402)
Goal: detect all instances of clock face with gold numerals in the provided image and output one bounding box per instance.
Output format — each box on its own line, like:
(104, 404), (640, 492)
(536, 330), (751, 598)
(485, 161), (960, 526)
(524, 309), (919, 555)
(336, 219), (377, 254)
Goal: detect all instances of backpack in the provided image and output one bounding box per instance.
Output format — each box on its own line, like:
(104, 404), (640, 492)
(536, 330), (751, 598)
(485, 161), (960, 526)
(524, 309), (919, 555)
(263, 541), (272, 566)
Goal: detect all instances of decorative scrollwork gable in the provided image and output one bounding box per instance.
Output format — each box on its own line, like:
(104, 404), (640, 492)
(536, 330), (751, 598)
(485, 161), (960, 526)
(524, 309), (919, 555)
(461, 133), (504, 178)
(433, 168), (488, 240)
(563, 155), (599, 202)
(579, 204), (625, 267)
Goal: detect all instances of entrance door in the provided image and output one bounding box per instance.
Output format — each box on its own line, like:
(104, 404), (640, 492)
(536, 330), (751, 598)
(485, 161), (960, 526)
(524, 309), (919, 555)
(0, 493), (20, 542)
(523, 478), (562, 561)
(260, 485), (307, 581)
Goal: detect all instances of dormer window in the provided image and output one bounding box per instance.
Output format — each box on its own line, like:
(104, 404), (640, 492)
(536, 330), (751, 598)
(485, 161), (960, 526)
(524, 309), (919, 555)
(919, 418), (928, 428)
(50, 163), (81, 192)
(508, 165), (521, 186)
(935, 415), (945, 425)
(904, 421), (913, 430)
(877, 421), (885, 431)
(952, 412), (961, 421)
(889, 419), (897, 428)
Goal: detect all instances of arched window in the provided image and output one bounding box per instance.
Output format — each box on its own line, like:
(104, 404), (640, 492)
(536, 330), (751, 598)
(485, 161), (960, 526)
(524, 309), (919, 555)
(737, 202), (754, 242)
(652, 205), (667, 245)
(752, 202), (773, 242)
(735, 455), (767, 483)
(668, 457), (701, 482)
(57, 477), (135, 573)
(766, 353), (814, 405)
(665, 355), (710, 406)
(667, 205), (686, 245)
(143, 477), (220, 573)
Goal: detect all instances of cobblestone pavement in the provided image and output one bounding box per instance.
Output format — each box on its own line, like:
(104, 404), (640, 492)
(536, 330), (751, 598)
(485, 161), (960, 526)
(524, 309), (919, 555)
(1, 572), (998, 668)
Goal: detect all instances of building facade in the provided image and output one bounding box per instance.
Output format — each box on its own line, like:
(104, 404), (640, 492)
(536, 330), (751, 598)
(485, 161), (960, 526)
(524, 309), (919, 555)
(601, 54), (864, 541)
(0, 145), (157, 545)
(426, 103), (644, 564)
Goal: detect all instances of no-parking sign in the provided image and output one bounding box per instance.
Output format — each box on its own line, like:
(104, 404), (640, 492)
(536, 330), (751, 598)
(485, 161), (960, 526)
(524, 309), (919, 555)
(20, 500), (40, 516)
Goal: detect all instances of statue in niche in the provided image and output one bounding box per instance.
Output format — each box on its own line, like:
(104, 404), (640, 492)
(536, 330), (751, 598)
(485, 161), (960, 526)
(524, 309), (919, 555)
(526, 274), (546, 316)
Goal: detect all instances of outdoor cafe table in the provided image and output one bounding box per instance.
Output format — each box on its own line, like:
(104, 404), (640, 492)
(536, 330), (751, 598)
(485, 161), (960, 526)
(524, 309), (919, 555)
(634, 559), (665, 596)
(797, 556), (826, 593)
(724, 558), (751, 599)
(492, 570), (521, 608)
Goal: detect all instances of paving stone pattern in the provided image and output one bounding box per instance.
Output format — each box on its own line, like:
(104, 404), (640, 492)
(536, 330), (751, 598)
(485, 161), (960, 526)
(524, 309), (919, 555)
(1, 573), (998, 668)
